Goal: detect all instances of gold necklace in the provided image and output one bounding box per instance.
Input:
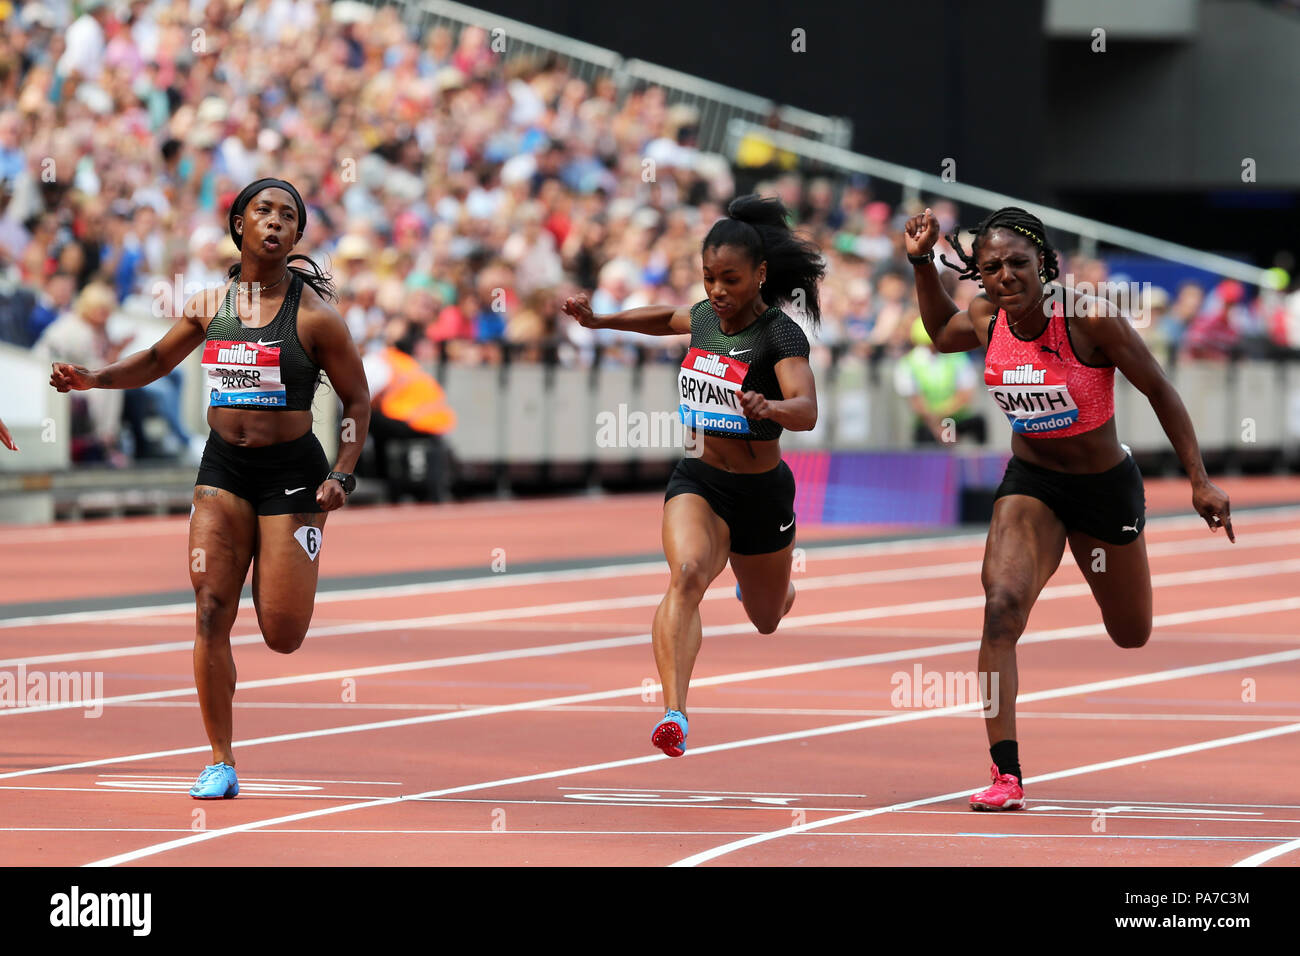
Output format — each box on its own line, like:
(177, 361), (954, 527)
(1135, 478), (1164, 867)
(1004, 289), (1047, 333)
(238, 270), (289, 298)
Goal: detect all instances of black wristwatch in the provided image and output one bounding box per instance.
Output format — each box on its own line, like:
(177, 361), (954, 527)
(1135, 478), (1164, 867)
(907, 250), (935, 265)
(327, 471), (356, 496)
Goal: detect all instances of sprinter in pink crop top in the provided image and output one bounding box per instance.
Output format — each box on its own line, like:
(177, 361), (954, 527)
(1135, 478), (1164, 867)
(904, 205), (1233, 813)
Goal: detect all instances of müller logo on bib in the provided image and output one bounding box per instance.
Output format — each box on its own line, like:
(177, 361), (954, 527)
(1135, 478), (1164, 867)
(203, 340), (280, 367)
(678, 347), (750, 434)
(985, 360), (1080, 434)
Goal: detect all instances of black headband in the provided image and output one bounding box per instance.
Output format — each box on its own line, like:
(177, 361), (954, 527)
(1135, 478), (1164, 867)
(228, 178), (307, 249)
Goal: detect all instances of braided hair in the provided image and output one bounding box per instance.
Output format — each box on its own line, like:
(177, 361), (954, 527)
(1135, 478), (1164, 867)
(940, 206), (1060, 286)
(702, 194), (826, 329)
(226, 177), (338, 302)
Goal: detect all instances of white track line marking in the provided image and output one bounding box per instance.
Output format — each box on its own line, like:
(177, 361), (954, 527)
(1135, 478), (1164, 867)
(6, 521), (1294, 667)
(97, 774), (403, 785)
(7, 789), (1296, 823)
(0, 786), (401, 800)
(552, 786), (871, 797)
(1013, 799), (1300, 809)
(6, 595), (1299, 783)
(79, 644), (1300, 867)
(1232, 838), (1300, 867)
(891, 810), (1300, 825)
(6, 510), (1294, 634)
(7, 555), (1298, 717)
(670, 720), (1300, 867)
(11, 828), (1284, 841)
(82, 700), (1300, 726)
(0, 496), (703, 545)
(0, 556), (1000, 662)
(6, 492), (810, 543)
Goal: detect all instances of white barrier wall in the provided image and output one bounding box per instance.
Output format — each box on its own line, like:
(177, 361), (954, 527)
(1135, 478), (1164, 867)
(0, 345), (70, 522)
(434, 354), (1300, 463)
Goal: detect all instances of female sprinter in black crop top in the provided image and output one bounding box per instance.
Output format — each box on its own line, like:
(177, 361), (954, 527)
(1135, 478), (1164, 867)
(563, 194), (824, 758)
(49, 178), (370, 799)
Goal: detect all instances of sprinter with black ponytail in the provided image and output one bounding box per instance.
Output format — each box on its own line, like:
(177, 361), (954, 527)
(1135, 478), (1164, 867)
(564, 194), (823, 758)
(49, 178), (371, 799)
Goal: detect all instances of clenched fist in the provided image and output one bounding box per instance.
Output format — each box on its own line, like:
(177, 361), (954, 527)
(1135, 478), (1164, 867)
(561, 293), (600, 329)
(49, 363), (97, 393)
(903, 207), (941, 258)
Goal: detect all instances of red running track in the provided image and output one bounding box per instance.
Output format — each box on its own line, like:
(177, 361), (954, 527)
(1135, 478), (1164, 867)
(0, 476), (1298, 867)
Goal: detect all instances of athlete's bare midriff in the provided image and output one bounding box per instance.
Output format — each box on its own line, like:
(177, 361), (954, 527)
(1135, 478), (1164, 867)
(1010, 418), (1127, 474)
(691, 431), (784, 473)
(206, 406), (314, 447)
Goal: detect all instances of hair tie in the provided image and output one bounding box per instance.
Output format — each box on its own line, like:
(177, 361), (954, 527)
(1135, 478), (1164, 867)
(228, 178), (307, 249)
(1011, 224), (1043, 246)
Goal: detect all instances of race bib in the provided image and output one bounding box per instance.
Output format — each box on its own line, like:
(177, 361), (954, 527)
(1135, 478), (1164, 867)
(202, 340), (286, 408)
(678, 347), (750, 435)
(985, 361), (1079, 434)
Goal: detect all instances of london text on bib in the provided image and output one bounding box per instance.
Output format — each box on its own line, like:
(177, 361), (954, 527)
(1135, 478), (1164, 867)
(678, 347), (751, 434)
(202, 340), (287, 407)
(985, 360), (1079, 434)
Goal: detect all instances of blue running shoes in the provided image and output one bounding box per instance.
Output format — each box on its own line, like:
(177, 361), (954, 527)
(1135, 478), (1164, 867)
(189, 762), (239, 799)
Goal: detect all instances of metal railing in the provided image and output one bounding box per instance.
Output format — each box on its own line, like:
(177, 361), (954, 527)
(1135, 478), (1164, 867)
(357, 0), (852, 152)
(724, 120), (1280, 289)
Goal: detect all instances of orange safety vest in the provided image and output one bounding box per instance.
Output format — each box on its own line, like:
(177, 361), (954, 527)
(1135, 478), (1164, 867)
(377, 347), (457, 435)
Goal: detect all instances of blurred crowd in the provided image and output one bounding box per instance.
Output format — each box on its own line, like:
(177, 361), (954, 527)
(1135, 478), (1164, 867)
(2, 0), (1299, 464)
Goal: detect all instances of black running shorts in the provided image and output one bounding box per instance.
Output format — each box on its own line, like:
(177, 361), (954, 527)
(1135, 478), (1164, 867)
(664, 456), (797, 555)
(195, 428), (330, 515)
(994, 453), (1146, 545)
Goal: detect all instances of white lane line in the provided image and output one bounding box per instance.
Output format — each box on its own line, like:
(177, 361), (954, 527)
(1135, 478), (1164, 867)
(8, 553), (1298, 717)
(7, 594), (1300, 783)
(80, 643), (1300, 867)
(552, 786), (871, 798)
(8, 787), (1296, 824)
(896, 810), (1300, 825)
(6, 520), (1294, 668)
(0, 495), (691, 545)
(0, 521), (999, 630)
(1232, 838), (1300, 867)
(6, 508), (1294, 634)
(669, 720), (1300, 867)
(10, 827), (1284, 842)
(97, 774), (404, 785)
(79, 701), (1300, 725)
(1010, 799), (1300, 809)
(0, 786), (401, 800)
(0, 556), (998, 663)
(12, 827), (1284, 841)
